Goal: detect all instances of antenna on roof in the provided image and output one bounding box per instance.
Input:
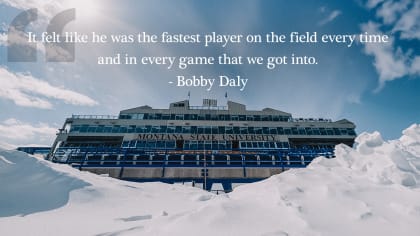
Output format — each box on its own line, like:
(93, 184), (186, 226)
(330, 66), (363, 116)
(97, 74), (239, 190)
(187, 91), (190, 101)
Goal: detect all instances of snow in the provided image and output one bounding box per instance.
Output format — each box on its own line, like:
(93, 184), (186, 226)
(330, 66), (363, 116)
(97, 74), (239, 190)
(1, 124), (420, 236)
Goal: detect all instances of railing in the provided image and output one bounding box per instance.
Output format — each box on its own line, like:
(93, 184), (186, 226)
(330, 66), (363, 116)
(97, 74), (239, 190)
(71, 115), (119, 119)
(51, 147), (334, 168)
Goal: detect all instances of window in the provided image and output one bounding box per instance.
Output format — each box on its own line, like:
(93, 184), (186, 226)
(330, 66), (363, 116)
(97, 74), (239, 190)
(79, 125), (89, 133)
(111, 125), (120, 133)
(173, 103), (185, 107)
(270, 128), (277, 134)
(160, 126), (167, 133)
(182, 126), (191, 133)
(136, 141), (145, 148)
(190, 114), (198, 120)
(298, 128), (306, 135)
(205, 141), (212, 150)
(326, 129), (333, 135)
(156, 141), (165, 148)
(233, 126), (240, 134)
(166, 141), (175, 148)
(218, 126), (225, 134)
(167, 126), (175, 133)
(277, 127), (284, 135)
(103, 126), (112, 133)
(119, 126), (127, 133)
(127, 125), (135, 133)
(333, 128), (340, 135)
(151, 126), (160, 133)
(240, 127), (248, 134)
(70, 125), (80, 133)
(225, 127), (233, 134)
(175, 126), (182, 133)
(262, 127), (269, 134)
(136, 126), (145, 133)
(191, 126), (197, 134)
(144, 125), (151, 133)
(96, 125), (104, 133)
(205, 126), (212, 134)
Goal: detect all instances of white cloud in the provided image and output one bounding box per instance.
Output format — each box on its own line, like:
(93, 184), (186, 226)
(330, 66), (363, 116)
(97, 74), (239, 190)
(409, 56), (420, 76)
(376, 0), (411, 25)
(0, 67), (98, 109)
(0, 118), (57, 142)
(0, 32), (6, 46)
(0, 140), (16, 149)
(392, 1), (420, 40)
(361, 22), (410, 89)
(360, 0), (419, 91)
(366, 0), (385, 9)
(319, 10), (341, 26)
(0, 0), (64, 19)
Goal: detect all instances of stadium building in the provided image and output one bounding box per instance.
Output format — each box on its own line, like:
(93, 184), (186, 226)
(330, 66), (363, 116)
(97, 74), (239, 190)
(48, 99), (356, 191)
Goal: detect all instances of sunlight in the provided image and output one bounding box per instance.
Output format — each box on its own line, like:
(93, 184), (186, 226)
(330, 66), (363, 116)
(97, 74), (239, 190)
(63, 0), (102, 20)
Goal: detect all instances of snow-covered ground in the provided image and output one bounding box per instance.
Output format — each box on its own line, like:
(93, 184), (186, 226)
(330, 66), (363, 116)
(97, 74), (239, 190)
(1, 124), (420, 236)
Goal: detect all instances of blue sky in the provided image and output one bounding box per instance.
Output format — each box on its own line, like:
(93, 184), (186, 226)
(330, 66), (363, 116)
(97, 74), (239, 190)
(0, 0), (419, 147)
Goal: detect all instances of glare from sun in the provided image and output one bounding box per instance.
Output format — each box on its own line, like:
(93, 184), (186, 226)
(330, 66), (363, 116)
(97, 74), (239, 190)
(64, 0), (102, 20)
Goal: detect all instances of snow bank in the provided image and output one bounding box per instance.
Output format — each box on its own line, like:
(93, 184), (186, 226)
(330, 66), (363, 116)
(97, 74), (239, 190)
(1, 124), (420, 236)
(0, 150), (89, 217)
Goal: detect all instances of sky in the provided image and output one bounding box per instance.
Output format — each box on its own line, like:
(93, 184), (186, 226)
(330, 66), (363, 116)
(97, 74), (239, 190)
(0, 0), (419, 147)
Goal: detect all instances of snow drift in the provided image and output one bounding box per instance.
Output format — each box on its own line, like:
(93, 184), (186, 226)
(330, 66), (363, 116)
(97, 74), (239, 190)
(1, 124), (420, 236)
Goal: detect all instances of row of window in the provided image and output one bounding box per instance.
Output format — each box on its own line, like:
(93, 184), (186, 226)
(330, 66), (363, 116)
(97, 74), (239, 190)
(120, 140), (290, 150)
(119, 113), (291, 122)
(239, 141), (290, 149)
(122, 140), (176, 149)
(70, 125), (356, 136)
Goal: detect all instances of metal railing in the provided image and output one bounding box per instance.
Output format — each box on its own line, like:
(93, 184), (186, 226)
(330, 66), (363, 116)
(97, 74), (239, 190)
(71, 115), (119, 119)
